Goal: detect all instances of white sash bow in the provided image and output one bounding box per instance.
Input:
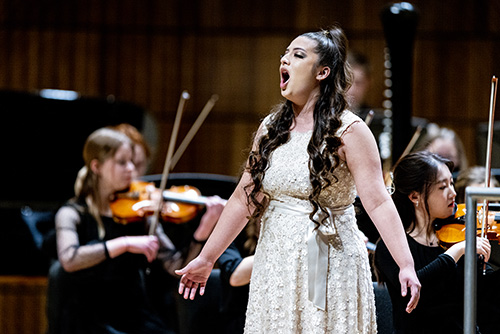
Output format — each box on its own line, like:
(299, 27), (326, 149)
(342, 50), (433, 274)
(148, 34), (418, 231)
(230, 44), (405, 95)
(268, 200), (352, 310)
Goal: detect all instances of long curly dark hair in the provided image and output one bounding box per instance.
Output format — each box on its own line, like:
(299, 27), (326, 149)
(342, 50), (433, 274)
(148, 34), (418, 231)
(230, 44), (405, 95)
(245, 26), (352, 227)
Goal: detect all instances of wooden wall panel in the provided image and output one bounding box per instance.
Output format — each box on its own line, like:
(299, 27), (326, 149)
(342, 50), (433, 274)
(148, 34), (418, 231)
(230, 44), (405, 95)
(0, 31), (6, 87)
(73, 32), (96, 95)
(348, 38), (388, 110)
(413, 36), (496, 166)
(9, 30), (28, 90)
(197, 0), (294, 30)
(198, 36), (254, 113)
(252, 36), (290, 113)
(55, 32), (75, 90)
(489, 1), (500, 33)
(413, 40), (442, 120)
(0, 0), (498, 175)
(102, 32), (120, 97)
(26, 31), (40, 89)
(117, 33), (149, 105)
(0, 276), (47, 334)
(37, 31), (57, 90)
(148, 35), (180, 117)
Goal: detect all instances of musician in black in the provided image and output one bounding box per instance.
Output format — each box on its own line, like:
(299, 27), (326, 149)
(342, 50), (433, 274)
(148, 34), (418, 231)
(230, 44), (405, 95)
(50, 127), (225, 333)
(374, 151), (497, 334)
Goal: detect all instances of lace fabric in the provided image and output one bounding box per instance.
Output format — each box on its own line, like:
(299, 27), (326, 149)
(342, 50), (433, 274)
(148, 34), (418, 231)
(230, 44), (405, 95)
(244, 111), (377, 333)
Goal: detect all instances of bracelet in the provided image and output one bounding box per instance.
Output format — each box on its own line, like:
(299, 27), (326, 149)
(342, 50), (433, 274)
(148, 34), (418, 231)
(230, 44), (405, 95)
(103, 241), (111, 260)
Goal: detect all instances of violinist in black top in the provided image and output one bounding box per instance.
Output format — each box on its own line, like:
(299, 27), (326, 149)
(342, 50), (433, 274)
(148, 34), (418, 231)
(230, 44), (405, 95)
(53, 128), (224, 334)
(374, 151), (499, 334)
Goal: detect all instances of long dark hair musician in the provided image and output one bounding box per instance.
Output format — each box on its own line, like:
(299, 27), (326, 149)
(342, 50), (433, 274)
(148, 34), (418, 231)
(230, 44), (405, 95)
(374, 150), (497, 334)
(391, 151), (454, 238)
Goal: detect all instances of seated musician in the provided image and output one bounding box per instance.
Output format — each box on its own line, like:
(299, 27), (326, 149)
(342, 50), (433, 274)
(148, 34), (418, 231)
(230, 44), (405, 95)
(418, 125), (469, 174)
(374, 151), (500, 334)
(455, 165), (500, 204)
(217, 217), (260, 334)
(109, 123), (226, 331)
(52, 127), (224, 334)
(108, 123), (153, 178)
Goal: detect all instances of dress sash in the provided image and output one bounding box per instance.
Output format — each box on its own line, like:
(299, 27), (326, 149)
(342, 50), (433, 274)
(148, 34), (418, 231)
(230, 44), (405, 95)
(268, 199), (353, 310)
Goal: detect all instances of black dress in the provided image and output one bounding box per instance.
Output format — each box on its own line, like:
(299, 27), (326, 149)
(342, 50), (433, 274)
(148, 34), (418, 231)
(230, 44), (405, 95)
(56, 200), (172, 334)
(375, 234), (500, 334)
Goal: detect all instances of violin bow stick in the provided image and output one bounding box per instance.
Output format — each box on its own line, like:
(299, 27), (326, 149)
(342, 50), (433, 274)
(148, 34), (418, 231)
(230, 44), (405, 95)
(364, 110), (375, 127)
(481, 76), (498, 239)
(383, 125), (423, 186)
(149, 90), (190, 236)
(169, 94), (219, 171)
(401, 125), (423, 158)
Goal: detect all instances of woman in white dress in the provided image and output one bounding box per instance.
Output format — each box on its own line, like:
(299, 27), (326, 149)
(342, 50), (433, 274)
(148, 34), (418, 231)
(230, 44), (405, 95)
(176, 26), (421, 333)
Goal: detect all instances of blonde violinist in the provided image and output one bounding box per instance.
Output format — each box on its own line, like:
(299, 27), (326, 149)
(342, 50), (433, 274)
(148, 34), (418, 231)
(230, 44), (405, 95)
(53, 127), (223, 334)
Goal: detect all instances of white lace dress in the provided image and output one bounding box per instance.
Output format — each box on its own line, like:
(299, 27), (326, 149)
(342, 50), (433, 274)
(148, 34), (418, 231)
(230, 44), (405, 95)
(244, 111), (377, 334)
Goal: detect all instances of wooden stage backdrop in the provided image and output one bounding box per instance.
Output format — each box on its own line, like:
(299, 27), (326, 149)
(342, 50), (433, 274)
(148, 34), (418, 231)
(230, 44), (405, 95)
(0, 0), (499, 178)
(0, 1), (499, 333)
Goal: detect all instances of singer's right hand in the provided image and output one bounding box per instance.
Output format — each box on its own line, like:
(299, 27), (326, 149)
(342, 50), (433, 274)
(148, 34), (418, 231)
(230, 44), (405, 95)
(175, 256), (214, 300)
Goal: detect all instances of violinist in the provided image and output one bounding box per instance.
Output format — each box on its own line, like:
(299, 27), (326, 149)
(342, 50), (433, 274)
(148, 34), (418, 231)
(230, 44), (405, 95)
(374, 151), (496, 334)
(455, 165), (500, 204)
(109, 123), (225, 273)
(418, 125), (469, 173)
(53, 127), (224, 334)
(54, 128), (171, 333)
(108, 123), (152, 178)
(454, 165), (500, 277)
(104, 124), (226, 332)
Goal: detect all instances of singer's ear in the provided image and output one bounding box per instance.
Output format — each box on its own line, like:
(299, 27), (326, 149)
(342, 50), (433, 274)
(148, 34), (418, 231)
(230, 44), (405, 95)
(316, 66), (331, 81)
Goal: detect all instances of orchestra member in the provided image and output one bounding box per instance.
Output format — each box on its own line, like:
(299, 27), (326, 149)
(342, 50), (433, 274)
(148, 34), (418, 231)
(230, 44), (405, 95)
(374, 151), (494, 334)
(52, 127), (223, 333)
(217, 217), (259, 334)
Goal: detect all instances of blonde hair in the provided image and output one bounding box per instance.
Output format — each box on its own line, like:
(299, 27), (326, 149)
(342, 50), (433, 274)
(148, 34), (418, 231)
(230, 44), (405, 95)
(75, 128), (132, 238)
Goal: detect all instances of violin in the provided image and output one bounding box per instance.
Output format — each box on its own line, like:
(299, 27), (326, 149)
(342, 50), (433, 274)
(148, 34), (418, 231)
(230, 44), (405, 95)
(434, 203), (500, 250)
(109, 92), (219, 227)
(110, 181), (155, 224)
(110, 180), (208, 225)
